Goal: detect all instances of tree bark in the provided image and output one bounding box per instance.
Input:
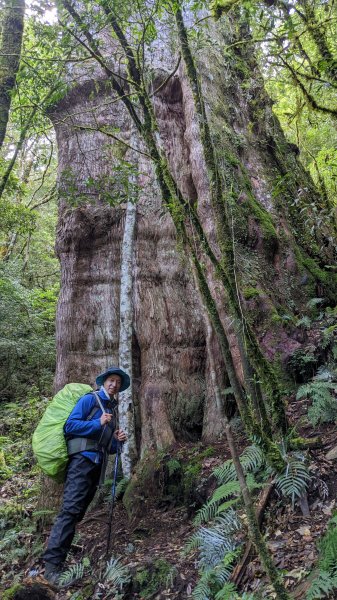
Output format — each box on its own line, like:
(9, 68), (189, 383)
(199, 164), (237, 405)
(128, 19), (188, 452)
(0, 0), (25, 150)
(119, 185), (137, 475)
(51, 82), (210, 452)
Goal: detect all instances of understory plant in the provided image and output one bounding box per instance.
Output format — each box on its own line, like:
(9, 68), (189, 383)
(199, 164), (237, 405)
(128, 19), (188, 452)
(306, 515), (337, 599)
(187, 442), (311, 600)
(297, 368), (337, 426)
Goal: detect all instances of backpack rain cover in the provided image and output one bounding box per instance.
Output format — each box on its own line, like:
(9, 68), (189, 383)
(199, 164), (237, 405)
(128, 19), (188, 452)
(32, 383), (93, 483)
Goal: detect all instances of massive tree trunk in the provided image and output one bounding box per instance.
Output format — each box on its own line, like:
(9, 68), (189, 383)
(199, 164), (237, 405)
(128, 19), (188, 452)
(51, 78), (227, 453)
(0, 0), (25, 150)
(51, 5), (336, 455)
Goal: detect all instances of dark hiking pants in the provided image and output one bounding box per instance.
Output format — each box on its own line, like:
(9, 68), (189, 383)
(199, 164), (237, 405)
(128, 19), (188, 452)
(43, 454), (101, 565)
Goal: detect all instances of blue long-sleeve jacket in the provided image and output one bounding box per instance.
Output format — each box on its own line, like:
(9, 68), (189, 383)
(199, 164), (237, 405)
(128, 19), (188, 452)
(64, 388), (118, 464)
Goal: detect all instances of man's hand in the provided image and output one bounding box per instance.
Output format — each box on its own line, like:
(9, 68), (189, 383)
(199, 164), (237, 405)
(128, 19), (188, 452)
(113, 429), (127, 442)
(100, 412), (112, 426)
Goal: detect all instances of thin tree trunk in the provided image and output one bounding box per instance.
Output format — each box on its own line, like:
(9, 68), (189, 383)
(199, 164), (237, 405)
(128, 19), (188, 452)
(224, 419), (291, 600)
(0, 85), (57, 199)
(118, 149), (138, 477)
(207, 330), (290, 599)
(0, 0), (25, 150)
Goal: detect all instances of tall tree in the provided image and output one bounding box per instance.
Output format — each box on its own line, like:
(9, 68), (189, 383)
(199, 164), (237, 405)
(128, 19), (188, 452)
(0, 0), (25, 150)
(52, 0), (336, 452)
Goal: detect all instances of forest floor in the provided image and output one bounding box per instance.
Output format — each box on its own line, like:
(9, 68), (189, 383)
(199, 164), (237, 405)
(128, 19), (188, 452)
(2, 393), (337, 600)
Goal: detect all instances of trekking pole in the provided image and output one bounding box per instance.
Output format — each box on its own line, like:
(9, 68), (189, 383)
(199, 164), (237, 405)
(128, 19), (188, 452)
(105, 441), (121, 560)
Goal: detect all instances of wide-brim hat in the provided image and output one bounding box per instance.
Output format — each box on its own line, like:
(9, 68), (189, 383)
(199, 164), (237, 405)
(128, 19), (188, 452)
(95, 366), (130, 392)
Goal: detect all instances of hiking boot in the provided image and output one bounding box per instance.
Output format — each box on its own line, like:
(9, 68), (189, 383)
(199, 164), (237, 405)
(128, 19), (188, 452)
(44, 562), (64, 586)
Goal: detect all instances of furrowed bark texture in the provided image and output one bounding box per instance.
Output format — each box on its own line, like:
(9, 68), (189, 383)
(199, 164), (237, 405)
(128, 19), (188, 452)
(52, 10), (336, 454)
(51, 78), (227, 452)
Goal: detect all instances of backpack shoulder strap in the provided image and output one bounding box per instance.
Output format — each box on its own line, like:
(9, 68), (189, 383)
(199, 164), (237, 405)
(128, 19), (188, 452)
(93, 391), (105, 413)
(86, 391), (104, 421)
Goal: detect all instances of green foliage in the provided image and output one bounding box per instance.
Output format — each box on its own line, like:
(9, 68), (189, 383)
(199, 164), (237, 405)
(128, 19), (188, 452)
(287, 348), (318, 383)
(191, 551), (242, 600)
(59, 560), (88, 586)
(215, 583), (257, 599)
(61, 159), (139, 207)
(303, 516), (337, 599)
(306, 571), (337, 600)
(104, 556), (131, 589)
(0, 263), (57, 400)
(2, 584), (24, 600)
(167, 458), (181, 476)
(194, 481), (240, 525)
(213, 445), (265, 485)
(275, 455), (310, 505)
(187, 512), (241, 563)
(115, 477), (130, 499)
(297, 378), (337, 426)
(0, 394), (47, 481)
(187, 445), (267, 598)
(134, 559), (177, 598)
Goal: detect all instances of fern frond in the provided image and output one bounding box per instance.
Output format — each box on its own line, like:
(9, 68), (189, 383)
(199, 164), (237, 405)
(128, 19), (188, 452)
(115, 477), (130, 499)
(214, 510), (241, 533)
(0, 530), (18, 550)
(306, 570), (337, 600)
(192, 569), (212, 600)
(216, 499), (238, 515)
(215, 582), (237, 599)
(104, 556), (130, 588)
(194, 481), (240, 525)
(213, 445), (265, 485)
(296, 381), (335, 400)
(275, 457), (310, 504)
(213, 459), (236, 484)
(239, 445), (265, 473)
(306, 297), (324, 309)
(212, 481), (241, 503)
(319, 520), (337, 573)
(296, 381), (337, 425)
(167, 458), (181, 476)
(186, 510), (240, 561)
(58, 562), (85, 586)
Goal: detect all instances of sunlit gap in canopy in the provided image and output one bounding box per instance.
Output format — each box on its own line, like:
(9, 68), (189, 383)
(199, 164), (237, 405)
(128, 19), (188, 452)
(26, 0), (58, 24)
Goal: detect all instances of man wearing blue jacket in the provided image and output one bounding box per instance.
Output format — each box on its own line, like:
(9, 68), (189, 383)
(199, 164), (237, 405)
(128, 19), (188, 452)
(43, 366), (130, 585)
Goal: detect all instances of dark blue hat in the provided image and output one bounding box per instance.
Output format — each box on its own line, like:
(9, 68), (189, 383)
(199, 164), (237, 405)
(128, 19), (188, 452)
(95, 366), (130, 392)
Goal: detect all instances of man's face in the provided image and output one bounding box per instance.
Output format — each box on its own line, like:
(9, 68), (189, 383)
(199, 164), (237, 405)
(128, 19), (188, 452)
(103, 374), (122, 397)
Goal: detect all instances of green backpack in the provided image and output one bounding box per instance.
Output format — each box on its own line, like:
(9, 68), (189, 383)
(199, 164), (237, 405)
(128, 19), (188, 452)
(32, 383), (93, 483)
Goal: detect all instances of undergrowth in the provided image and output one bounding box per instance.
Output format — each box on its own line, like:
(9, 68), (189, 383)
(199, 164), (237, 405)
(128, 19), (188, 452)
(186, 441), (311, 599)
(306, 515), (337, 599)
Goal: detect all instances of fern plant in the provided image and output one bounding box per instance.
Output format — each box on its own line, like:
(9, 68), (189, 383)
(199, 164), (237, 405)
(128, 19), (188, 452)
(189, 441), (313, 599)
(297, 379), (337, 425)
(306, 570), (337, 600)
(187, 512), (241, 568)
(275, 454), (311, 506)
(192, 557), (239, 600)
(167, 458), (181, 476)
(215, 582), (257, 599)
(115, 477), (130, 499)
(104, 555), (131, 590)
(213, 445), (265, 485)
(187, 445), (268, 599)
(306, 516), (337, 599)
(58, 561), (86, 586)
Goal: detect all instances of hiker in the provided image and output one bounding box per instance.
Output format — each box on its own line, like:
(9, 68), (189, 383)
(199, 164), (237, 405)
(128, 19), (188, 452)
(42, 366), (130, 585)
